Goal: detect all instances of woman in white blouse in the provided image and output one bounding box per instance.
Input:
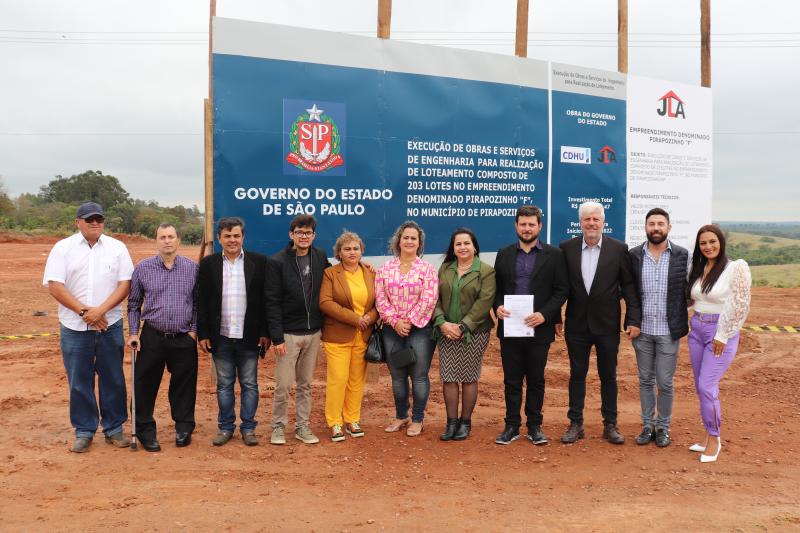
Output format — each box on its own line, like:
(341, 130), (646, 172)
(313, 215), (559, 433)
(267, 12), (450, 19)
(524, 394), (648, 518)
(686, 224), (751, 463)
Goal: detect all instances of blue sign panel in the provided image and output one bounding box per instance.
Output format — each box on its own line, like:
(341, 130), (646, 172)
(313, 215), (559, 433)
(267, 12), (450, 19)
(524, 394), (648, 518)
(213, 23), (550, 257)
(550, 87), (627, 244)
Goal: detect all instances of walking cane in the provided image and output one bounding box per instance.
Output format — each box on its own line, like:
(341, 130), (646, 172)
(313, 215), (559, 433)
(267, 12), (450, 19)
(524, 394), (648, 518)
(130, 341), (139, 451)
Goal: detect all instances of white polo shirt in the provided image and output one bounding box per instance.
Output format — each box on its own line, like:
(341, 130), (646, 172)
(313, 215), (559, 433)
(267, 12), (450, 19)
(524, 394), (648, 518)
(43, 232), (134, 331)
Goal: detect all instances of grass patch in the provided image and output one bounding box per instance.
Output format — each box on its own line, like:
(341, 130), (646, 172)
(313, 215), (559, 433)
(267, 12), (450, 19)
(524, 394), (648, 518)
(750, 263), (800, 288)
(726, 232), (800, 249)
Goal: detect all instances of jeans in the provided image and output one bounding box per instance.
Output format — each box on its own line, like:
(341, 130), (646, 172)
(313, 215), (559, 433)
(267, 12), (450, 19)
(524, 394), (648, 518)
(687, 314), (739, 437)
(383, 324), (435, 423)
(60, 320), (127, 438)
(565, 332), (620, 426)
(499, 338), (550, 428)
(632, 333), (679, 430)
(212, 336), (259, 433)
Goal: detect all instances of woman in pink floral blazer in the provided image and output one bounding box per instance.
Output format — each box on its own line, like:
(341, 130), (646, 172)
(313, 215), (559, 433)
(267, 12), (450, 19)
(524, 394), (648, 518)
(375, 221), (438, 437)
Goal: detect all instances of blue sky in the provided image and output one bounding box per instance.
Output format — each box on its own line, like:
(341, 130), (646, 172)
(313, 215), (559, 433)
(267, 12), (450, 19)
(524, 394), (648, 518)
(0, 0), (797, 220)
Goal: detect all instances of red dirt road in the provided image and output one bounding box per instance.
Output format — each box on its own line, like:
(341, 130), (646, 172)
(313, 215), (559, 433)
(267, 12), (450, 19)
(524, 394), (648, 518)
(1, 240), (798, 531)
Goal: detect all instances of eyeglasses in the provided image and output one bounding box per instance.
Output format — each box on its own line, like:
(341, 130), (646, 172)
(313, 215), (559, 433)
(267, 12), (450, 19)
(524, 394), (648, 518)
(292, 230), (315, 238)
(84, 216), (105, 224)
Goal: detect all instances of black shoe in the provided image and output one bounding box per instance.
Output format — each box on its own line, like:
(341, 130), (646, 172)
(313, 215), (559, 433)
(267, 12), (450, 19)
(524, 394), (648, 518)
(603, 424), (625, 445)
(527, 426), (548, 445)
(635, 426), (656, 445)
(494, 426), (520, 445)
(655, 428), (671, 448)
(141, 438), (161, 452)
(440, 418), (459, 441)
(175, 432), (192, 447)
(560, 423), (585, 443)
(452, 419), (471, 441)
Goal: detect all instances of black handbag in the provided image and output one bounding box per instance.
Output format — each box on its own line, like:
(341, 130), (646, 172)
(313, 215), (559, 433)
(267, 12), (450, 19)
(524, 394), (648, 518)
(364, 327), (386, 364)
(389, 346), (417, 369)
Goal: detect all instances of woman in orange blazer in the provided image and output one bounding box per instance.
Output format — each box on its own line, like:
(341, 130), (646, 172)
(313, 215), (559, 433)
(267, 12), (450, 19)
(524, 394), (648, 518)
(319, 231), (380, 442)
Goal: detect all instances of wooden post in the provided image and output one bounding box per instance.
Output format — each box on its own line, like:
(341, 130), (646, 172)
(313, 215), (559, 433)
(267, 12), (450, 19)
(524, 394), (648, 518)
(208, 0), (216, 98)
(618, 0), (628, 73)
(377, 0), (392, 39)
(701, 0), (711, 87)
(515, 0), (529, 57)
(205, 0), (217, 385)
(203, 98), (214, 249)
(203, 0), (216, 259)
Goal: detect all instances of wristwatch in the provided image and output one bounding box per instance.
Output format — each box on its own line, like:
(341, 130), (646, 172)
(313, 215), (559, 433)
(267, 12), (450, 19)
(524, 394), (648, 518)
(458, 323), (466, 334)
(79, 308), (88, 317)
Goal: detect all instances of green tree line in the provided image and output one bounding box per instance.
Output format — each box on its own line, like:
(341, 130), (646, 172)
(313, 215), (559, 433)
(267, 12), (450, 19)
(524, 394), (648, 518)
(0, 171), (204, 244)
(727, 243), (800, 266)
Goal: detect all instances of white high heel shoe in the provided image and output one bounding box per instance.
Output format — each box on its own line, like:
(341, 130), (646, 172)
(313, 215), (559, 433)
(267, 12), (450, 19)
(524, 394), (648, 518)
(689, 443), (706, 452)
(700, 437), (722, 463)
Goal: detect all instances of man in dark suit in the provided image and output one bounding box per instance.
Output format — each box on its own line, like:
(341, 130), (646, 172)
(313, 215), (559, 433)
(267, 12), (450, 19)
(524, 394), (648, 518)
(557, 201), (641, 445)
(493, 205), (569, 446)
(197, 217), (270, 447)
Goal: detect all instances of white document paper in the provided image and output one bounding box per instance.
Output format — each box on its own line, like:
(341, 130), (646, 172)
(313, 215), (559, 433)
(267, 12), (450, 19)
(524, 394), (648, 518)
(503, 295), (535, 337)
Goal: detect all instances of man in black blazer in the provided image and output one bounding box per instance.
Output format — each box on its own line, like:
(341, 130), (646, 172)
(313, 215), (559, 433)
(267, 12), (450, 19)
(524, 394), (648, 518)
(493, 205), (569, 446)
(197, 217), (270, 447)
(556, 201), (641, 445)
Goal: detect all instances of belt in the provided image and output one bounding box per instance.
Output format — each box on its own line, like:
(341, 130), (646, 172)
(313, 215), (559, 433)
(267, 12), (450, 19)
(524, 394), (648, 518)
(144, 323), (185, 338)
(694, 312), (720, 323)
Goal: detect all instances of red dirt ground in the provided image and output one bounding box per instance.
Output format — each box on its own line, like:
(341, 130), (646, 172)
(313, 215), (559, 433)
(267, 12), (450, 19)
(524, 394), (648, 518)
(1, 239), (798, 532)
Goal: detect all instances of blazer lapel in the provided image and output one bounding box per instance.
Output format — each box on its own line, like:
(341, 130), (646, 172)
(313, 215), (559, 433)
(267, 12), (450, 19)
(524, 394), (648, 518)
(588, 239), (612, 295)
(502, 250), (516, 292)
(529, 246), (550, 284)
(335, 264), (354, 309)
(243, 252), (255, 291)
(213, 254), (224, 294)
(363, 267), (376, 310)
(569, 239), (589, 297)
(459, 268), (480, 291)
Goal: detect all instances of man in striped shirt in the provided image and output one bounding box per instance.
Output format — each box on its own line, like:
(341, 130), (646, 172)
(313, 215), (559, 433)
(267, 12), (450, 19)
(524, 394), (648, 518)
(127, 223), (199, 451)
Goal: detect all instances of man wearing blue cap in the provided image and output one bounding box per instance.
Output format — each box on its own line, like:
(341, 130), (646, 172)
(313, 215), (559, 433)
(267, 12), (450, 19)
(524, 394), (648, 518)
(43, 202), (135, 453)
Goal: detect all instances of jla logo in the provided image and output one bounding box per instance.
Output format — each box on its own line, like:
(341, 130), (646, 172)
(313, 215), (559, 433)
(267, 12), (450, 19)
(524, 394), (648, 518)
(284, 100), (346, 175)
(657, 91), (685, 119)
(597, 145), (617, 164)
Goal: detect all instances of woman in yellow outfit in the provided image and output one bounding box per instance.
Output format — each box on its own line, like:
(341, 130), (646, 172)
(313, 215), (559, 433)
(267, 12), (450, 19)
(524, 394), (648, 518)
(319, 232), (379, 442)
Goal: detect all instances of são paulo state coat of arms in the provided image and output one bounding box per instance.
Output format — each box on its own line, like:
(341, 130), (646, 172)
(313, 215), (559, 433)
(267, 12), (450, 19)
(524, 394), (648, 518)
(284, 100), (346, 174)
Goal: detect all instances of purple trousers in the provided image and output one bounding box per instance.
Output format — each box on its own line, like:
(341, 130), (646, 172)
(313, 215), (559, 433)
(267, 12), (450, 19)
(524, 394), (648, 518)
(687, 313), (739, 437)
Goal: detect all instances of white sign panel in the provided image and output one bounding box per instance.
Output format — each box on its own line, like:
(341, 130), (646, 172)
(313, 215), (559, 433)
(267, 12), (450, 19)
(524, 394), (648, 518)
(626, 76), (713, 249)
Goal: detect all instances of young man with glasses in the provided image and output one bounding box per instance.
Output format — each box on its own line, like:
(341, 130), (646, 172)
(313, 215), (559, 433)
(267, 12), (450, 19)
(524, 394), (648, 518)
(265, 215), (330, 445)
(43, 202), (134, 453)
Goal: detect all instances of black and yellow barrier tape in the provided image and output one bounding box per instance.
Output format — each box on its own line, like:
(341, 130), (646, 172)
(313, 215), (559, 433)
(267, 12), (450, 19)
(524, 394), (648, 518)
(0, 332), (60, 341)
